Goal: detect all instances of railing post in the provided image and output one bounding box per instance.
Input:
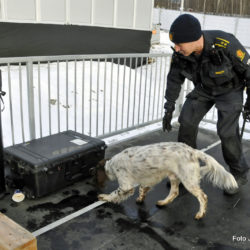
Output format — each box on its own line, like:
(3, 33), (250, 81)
(26, 61), (36, 140)
(0, 70), (5, 192)
(234, 17), (239, 36)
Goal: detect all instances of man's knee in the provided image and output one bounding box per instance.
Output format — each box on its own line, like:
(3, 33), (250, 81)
(179, 120), (198, 132)
(217, 125), (239, 139)
(178, 121), (198, 148)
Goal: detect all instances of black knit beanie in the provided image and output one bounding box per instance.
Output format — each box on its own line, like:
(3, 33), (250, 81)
(169, 14), (202, 43)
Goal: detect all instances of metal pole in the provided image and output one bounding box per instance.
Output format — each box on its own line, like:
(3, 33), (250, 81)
(241, 109), (250, 140)
(0, 70), (6, 192)
(240, 116), (246, 140)
(26, 61), (36, 140)
(180, 0), (184, 13)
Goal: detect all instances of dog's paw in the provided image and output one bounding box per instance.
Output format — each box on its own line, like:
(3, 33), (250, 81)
(156, 200), (167, 206)
(194, 212), (205, 220)
(98, 194), (111, 202)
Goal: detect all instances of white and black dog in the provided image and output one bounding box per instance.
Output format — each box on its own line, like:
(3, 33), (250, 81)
(96, 142), (238, 219)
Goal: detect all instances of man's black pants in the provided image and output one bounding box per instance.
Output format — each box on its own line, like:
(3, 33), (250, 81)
(178, 88), (249, 177)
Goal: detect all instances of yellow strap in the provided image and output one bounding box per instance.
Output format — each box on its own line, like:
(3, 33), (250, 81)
(215, 70), (225, 74)
(214, 43), (226, 48)
(216, 37), (230, 44)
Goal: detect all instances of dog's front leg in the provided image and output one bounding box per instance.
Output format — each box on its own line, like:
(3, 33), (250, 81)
(98, 188), (135, 203)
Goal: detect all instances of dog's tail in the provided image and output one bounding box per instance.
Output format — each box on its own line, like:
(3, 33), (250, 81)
(196, 150), (238, 190)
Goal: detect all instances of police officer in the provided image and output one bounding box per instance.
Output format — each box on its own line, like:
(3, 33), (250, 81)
(163, 14), (250, 194)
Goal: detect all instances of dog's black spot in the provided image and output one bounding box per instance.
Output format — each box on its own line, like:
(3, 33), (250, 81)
(189, 152), (196, 162)
(198, 158), (206, 167)
(149, 166), (158, 170)
(129, 154), (134, 158)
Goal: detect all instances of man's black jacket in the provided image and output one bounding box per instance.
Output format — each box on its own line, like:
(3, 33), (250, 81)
(165, 30), (250, 105)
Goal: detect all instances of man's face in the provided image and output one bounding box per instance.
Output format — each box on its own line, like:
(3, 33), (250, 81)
(174, 41), (197, 56)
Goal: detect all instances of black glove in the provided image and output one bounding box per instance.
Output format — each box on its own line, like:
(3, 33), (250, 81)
(163, 112), (173, 132)
(163, 102), (175, 132)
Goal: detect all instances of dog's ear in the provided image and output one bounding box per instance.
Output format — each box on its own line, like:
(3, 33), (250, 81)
(97, 159), (107, 168)
(89, 158), (109, 176)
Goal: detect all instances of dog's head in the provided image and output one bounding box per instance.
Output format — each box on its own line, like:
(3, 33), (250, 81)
(89, 159), (110, 188)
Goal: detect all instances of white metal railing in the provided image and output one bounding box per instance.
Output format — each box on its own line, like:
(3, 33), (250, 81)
(1, 53), (249, 147)
(1, 53), (172, 147)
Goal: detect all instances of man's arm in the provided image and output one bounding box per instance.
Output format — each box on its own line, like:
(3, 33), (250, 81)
(163, 54), (185, 132)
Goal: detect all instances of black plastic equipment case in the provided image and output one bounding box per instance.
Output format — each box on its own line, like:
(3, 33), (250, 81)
(4, 130), (106, 199)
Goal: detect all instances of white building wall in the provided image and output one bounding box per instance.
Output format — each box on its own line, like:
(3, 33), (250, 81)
(0, 0), (153, 30)
(93, 0), (114, 26)
(135, 0), (153, 30)
(116, 0), (134, 28)
(70, 0), (92, 24)
(40, 0), (66, 22)
(4, 0), (36, 21)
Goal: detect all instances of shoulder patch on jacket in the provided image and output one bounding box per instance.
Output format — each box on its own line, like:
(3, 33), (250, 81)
(214, 37), (230, 48)
(236, 49), (246, 61)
